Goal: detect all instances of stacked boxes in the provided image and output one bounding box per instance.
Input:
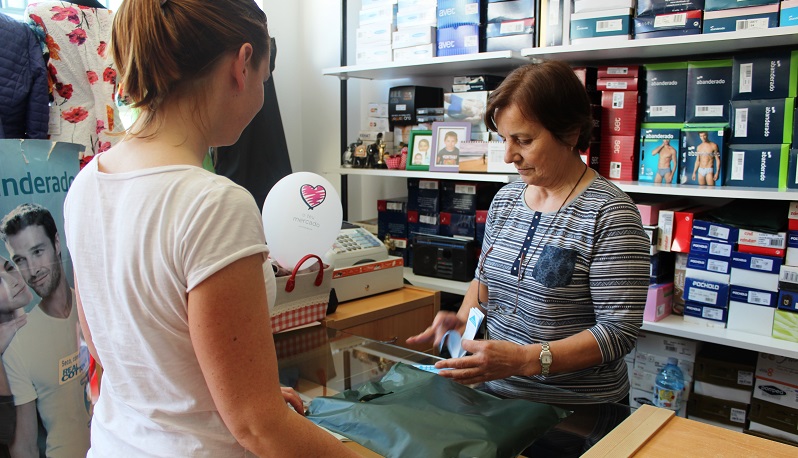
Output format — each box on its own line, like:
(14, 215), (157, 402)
(570, 1), (634, 45)
(439, 181), (501, 239)
(775, 203), (798, 342)
(634, 1), (704, 40)
(356, 1), (397, 65)
(599, 65), (642, 181)
(704, 0), (780, 34)
(485, 0), (537, 51)
(688, 344), (757, 432)
(749, 353), (798, 444)
(631, 331), (701, 417)
(436, 0), (484, 57)
(682, 219), (736, 327)
(393, 0), (438, 61)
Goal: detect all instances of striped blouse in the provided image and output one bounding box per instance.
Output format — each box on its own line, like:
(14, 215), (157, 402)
(478, 174), (649, 404)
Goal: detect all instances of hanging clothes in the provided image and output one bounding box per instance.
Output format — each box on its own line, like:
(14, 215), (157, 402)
(0, 13), (49, 139)
(26, 1), (122, 167)
(216, 38), (293, 211)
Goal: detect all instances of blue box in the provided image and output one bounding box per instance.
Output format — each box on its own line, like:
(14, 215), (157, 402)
(684, 277), (731, 308)
(686, 60), (733, 124)
(703, 5), (779, 34)
(440, 181), (501, 214)
(571, 8), (633, 41)
(731, 285), (778, 308)
(725, 144), (789, 189)
(437, 0), (484, 28)
(639, 124), (682, 183)
(486, 0), (536, 22)
(634, 10), (702, 34)
(436, 24), (482, 57)
(690, 236), (734, 258)
(684, 302), (729, 322)
(732, 50), (798, 100)
(787, 148), (798, 189)
(634, 28), (702, 39)
(643, 63), (688, 123)
(485, 18), (535, 37)
(730, 251), (782, 274)
(692, 219), (740, 243)
(730, 99), (795, 145)
(705, 0), (778, 11)
(637, 0), (705, 15)
(378, 197), (408, 241)
(687, 253), (732, 275)
(407, 210), (440, 236)
(679, 127), (726, 186)
(782, 1), (798, 26)
(439, 211), (476, 238)
(778, 289), (798, 312)
(407, 178), (440, 213)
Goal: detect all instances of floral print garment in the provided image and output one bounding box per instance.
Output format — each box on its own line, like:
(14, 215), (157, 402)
(26, 2), (122, 168)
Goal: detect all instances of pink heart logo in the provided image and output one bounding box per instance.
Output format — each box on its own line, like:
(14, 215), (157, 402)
(300, 184), (326, 210)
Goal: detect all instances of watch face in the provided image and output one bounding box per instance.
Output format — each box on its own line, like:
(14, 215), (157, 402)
(541, 354), (553, 365)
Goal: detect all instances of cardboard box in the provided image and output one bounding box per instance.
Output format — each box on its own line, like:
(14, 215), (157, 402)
(679, 127), (726, 186)
(486, 0), (536, 22)
(690, 236), (733, 258)
(639, 124), (682, 184)
(485, 18), (535, 37)
(396, 5), (438, 29)
(732, 50), (798, 100)
(357, 23), (395, 46)
(730, 99), (795, 145)
(691, 219), (739, 243)
(693, 380), (752, 403)
(684, 277), (731, 309)
(439, 211), (476, 239)
(440, 181), (501, 214)
(407, 210), (440, 236)
(687, 253), (731, 275)
(635, 330), (702, 361)
(643, 63), (688, 123)
(573, 0), (636, 12)
(570, 8), (633, 42)
(782, 0), (798, 27)
(377, 197), (409, 241)
(686, 60), (733, 124)
(694, 345), (757, 390)
(437, 0), (483, 28)
(635, 350), (696, 379)
(597, 77), (639, 91)
(755, 352), (798, 385)
(598, 65), (641, 78)
(636, 0), (706, 15)
(393, 43), (436, 61)
(599, 135), (638, 180)
(684, 302), (729, 324)
(728, 300), (776, 336)
(602, 91), (641, 137)
(674, 252), (689, 314)
(436, 24), (482, 57)
(688, 393), (749, 427)
(703, 4), (779, 34)
(634, 10), (702, 35)
(725, 144), (789, 189)
(485, 32), (536, 52)
(749, 397), (798, 438)
(672, 205), (713, 253)
(407, 178), (440, 213)
(645, 282), (674, 322)
(754, 376), (798, 409)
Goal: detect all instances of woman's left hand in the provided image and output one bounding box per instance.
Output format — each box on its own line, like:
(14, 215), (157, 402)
(281, 387), (305, 415)
(434, 339), (534, 385)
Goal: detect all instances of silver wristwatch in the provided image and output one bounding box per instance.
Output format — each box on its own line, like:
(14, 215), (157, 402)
(539, 342), (552, 377)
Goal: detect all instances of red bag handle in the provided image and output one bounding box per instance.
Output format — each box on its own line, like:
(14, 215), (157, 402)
(285, 254), (325, 292)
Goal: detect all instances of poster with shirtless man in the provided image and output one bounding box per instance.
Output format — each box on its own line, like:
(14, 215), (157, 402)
(639, 126), (680, 184)
(680, 127), (726, 187)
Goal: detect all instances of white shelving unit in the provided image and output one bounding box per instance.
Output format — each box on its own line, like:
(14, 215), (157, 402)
(329, 22), (798, 359)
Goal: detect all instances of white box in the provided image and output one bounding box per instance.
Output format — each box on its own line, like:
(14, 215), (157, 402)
(753, 377), (798, 410)
(635, 350), (696, 379)
(630, 388), (687, 417)
(392, 26), (435, 49)
(738, 230), (787, 249)
(727, 301), (775, 336)
(331, 256), (405, 303)
(486, 141), (515, 173)
(684, 314), (727, 329)
(355, 43), (393, 65)
(632, 368), (693, 400)
(396, 5), (438, 29)
(358, 130), (394, 143)
(356, 23), (395, 46)
(787, 247), (798, 267)
(393, 43), (435, 61)
(363, 116), (390, 132)
(635, 330), (702, 361)
(748, 420), (798, 444)
(573, 0), (635, 13)
(694, 380), (752, 404)
(730, 267), (779, 292)
(367, 103), (389, 118)
(755, 353), (798, 386)
(360, 5), (396, 26)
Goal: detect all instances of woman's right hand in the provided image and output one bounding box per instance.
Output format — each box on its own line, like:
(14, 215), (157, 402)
(0, 314), (27, 354)
(405, 311), (463, 349)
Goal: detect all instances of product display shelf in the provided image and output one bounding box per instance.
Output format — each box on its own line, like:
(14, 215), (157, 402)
(522, 26), (798, 63)
(642, 315), (798, 359)
(331, 3), (798, 363)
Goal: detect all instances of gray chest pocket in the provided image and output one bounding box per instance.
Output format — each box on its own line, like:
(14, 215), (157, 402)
(532, 245), (578, 288)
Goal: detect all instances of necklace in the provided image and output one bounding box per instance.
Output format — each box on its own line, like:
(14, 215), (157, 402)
(516, 163), (589, 281)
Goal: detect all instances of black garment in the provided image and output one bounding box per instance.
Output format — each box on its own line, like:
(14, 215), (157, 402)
(216, 38), (292, 211)
(0, 395), (14, 458)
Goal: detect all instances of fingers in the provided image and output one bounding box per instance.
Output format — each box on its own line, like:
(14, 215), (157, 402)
(281, 387), (304, 415)
(14, 314), (28, 330)
(406, 311), (460, 345)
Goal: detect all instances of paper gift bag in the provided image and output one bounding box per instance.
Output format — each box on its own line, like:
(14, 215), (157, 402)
(272, 254), (332, 332)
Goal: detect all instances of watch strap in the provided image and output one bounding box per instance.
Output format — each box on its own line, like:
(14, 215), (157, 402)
(539, 342), (552, 377)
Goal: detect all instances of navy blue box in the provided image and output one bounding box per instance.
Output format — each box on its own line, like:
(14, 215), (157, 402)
(437, 24), (483, 57)
(703, 6), (779, 34)
(637, 0), (705, 15)
(692, 219), (740, 243)
(725, 144), (788, 189)
(377, 197), (408, 241)
(407, 210), (440, 236)
(634, 29), (701, 39)
(778, 289), (798, 312)
(440, 181), (502, 214)
(732, 50), (798, 101)
(705, 0), (778, 11)
(690, 236), (734, 258)
(634, 10), (702, 35)
(407, 178), (440, 213)
(730, 251), (782, 274)
(684, 302), (729, 322)
(787, 148), (798, 189)
(486, 0), (536, 22)
(686, 60), (733, 124)
(643, 63), (688, 123)
(684, 277), (731, 308)
(437, 0), (484, 28)
(729, 99), (795, 145)
(687, 253), (732, 275)
(440, 211), (476, 239)
(731, 285), (778, 308)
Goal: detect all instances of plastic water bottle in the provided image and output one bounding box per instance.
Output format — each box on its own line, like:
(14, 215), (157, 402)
(652, 357), (685, 411)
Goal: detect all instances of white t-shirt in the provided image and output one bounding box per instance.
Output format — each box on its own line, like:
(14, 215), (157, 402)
(64, 157), (275, 457)
(3, 291), (91, 458)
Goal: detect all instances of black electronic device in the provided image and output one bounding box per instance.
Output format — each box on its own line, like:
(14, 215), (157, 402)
(411, 234), (477, 282)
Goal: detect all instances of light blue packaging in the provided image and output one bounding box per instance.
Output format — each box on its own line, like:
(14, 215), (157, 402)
(725, 144), (789, 189)
(436, 24), (482, 56)
(705, 0), (778, 11)
(782, 1), (798, 26)
(639, 124), (682, 184)
(679, 126), (727, 186)
(703, 5), (779, 34)
(437, 0), (483, 28)
(570, 8), (633, 41)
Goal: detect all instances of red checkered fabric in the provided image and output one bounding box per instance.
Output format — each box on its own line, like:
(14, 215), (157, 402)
(274, 326), (330, 359)
(270, 301), (327, 333)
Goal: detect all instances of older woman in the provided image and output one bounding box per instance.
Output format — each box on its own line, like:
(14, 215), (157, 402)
(408, 61), (649, 405)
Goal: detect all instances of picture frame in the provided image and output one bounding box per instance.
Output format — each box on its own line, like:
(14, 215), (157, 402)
(429, 121), (472, 172)
(405, 130), (433, 171)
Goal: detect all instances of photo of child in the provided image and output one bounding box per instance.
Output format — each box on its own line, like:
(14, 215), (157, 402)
(429, 122), (470, 172)
(436, 131), (460, 165)
(411, 137), (430, 166)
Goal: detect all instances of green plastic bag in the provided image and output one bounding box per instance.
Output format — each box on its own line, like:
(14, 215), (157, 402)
(308, 363), (570, 458)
